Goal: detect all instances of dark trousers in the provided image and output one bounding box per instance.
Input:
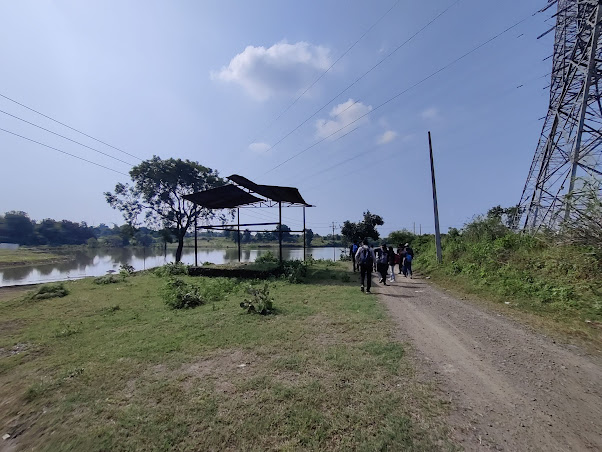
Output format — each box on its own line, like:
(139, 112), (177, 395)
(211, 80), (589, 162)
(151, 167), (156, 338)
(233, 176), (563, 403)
(404, 260), (412, 276)
(359, 264), (372, 291)
(377, 263), (388, 282)
(351, 255), (356, 272)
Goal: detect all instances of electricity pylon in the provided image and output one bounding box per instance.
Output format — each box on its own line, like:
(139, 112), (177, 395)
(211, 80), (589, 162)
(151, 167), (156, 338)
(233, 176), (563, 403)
(519, 0), (602, 230)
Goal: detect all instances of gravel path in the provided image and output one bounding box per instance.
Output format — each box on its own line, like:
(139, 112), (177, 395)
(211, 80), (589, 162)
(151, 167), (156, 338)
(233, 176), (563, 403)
(369, 273), (602, 451)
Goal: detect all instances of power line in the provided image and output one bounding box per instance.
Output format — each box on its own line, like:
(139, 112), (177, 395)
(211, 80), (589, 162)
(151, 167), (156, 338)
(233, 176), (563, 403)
(0, 109), (136, 167)
(266, 9), (538, 175)
(260, 0), (462, 155)
(0, 92), (142, 161)
(0, 127), (129, 176)
(250, 0), (402, 143)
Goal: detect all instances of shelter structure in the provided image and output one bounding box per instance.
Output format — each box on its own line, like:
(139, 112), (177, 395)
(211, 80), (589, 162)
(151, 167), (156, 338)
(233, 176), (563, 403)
(183, 175), (313, 266)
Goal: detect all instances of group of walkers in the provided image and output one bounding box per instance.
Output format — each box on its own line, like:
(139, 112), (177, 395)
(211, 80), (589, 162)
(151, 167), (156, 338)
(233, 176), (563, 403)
(350, 241), (414, 293)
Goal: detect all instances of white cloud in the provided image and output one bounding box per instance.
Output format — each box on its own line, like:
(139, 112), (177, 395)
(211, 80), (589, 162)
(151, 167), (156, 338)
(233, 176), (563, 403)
(248, 142), (271, 152)
(315, 99), (372, 139)
(211, 41), (331, 101)
(377, 130), (397, 145)
(421, 107), (439, 120)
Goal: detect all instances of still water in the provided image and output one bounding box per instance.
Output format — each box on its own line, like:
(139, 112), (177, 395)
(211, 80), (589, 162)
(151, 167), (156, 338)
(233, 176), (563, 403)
(0, 247), (344, 287)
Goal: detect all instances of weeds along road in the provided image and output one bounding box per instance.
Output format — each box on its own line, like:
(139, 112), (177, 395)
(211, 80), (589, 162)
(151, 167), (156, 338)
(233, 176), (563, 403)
(372, 275), (602, 451)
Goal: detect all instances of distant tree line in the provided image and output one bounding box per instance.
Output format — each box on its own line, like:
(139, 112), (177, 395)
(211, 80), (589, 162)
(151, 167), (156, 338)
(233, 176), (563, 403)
(0, 211), (170, 247)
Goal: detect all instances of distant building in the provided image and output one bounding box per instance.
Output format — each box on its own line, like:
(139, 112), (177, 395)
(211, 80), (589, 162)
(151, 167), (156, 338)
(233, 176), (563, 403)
(0, 243), (19, 250)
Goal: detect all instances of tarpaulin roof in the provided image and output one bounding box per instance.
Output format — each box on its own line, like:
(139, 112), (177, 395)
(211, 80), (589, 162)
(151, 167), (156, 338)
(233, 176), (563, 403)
(183, 184), (261, 209)
(183, 175), (311, 209)
(227, 174), (310, 206)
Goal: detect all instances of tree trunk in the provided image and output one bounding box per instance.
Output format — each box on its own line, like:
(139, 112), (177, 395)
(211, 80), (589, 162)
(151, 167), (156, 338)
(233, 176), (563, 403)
(175, 234), (185, 263)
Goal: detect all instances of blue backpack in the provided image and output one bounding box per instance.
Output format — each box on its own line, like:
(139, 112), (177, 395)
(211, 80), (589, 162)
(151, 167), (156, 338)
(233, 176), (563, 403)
(405, 254), (413, 263)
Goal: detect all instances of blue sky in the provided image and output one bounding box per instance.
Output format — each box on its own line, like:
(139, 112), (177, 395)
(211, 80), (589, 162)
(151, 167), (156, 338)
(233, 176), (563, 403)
(0, 0), (554, 237)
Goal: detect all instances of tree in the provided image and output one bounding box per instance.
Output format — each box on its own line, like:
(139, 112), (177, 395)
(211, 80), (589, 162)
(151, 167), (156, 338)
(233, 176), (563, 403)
(341, 210), (384, 244)
(305, 228), (314, 247)
(387, 229), (415, 247)
(0, 211), (36, 245)
(105, 156), (227, 262)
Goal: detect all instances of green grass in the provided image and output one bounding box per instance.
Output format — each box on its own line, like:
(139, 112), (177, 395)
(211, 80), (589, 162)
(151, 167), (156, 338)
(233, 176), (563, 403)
(415, 232), (602, 345)
(0, 248), (69, 267)
(0, 262), (455, 451)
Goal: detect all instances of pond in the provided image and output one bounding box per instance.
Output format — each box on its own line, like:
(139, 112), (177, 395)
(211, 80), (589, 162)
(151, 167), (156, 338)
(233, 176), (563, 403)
(0, 246), (345, 287)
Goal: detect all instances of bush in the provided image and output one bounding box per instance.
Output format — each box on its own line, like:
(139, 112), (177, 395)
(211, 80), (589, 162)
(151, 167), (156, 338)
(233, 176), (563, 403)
(163, 278), (205, 309)
(255, 251), (278, 263)
(93, 275), (121, 285)
(240, 283), (274, 315)
(155, 262), (189, 277)
(30, 283), (69, 300)
(282, 260), (308, 283)
(119, 264), (135, 277)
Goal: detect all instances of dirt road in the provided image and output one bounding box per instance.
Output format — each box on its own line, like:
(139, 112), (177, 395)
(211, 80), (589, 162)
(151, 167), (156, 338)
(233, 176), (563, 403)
(371, 274), (602, 451)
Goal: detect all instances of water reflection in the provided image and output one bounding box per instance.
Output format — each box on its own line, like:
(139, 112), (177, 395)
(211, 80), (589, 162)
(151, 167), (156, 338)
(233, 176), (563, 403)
(0, 246), (343, 286)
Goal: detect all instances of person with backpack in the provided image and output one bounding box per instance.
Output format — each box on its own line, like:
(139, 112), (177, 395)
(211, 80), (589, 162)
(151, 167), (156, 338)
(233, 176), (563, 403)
(350, 241), (359, 272)
(397, 244), (407, 276)
(376, 244), (389, 285)
(355, 240), (375, 293)
(388, 246), (397, 282)
(403, 243), (414, 278)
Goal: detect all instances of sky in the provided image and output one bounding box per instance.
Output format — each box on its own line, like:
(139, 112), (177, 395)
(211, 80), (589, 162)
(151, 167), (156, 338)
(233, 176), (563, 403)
(0, 0), (555, 237)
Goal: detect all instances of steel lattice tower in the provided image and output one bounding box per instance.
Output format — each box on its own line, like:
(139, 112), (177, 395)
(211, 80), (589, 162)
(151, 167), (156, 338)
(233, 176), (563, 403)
(519, 0), (602, 230)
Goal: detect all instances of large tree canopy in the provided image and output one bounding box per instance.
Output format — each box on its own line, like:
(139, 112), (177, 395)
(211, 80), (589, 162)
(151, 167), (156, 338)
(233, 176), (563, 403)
(105, 156), (227, 262)
(341, 210), (384, 244)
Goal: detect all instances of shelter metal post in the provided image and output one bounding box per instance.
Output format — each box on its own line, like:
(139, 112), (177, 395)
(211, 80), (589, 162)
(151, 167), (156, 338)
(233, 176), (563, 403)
(237, 208), (241, 263)
(428, 131), (443, 264)
(303, 206), (306, 262)
(194, 211), (198, 267)
(278, 201), (283, 266)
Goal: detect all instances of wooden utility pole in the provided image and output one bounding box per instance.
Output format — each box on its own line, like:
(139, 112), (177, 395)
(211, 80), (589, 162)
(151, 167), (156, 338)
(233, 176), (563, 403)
(332, 222), (336, 261)
(194, 211), (198, 267)
(237, 208), (241, 263)
(278, 202), (283, 266)
(428, 131), (443, 264)
(303, 206), (306, 262)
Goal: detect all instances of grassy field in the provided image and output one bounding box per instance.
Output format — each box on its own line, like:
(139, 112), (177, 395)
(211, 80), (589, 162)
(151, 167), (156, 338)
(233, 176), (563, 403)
(0, 261), (455, 451)
(0, 249), (70, 268)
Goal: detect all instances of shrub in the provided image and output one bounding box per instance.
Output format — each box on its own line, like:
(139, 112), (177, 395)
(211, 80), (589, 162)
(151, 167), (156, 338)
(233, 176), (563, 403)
(163, 278), (205, 309)
(30, 283), (69, 300)
(199, 277), (240, 303)
(94, 275), (120, 285)
(119, 264), (135, 277)
(341, 273), (351, 282)
(155, 262), (189, 277)
(255, 251), (278, 263)
(240, 283), (274, 315)
(282, 260), (307, 283)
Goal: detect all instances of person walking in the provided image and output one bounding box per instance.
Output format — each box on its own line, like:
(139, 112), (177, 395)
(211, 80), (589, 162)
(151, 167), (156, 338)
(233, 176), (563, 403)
(350, 241), (359, 272)
(403, 243), (414, 279)
(376, 244), (389, 285)
(355, 240), (375, 293)
(397, 244), (407, 276)
(388, 246), (396, 282)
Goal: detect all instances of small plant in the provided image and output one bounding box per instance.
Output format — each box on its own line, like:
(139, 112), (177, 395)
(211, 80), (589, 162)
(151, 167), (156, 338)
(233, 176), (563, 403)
(155, 262), (189, 277)
(341, 274), (351, 283)
(29, 283), (69, 300)
(94, 275), (120, 285)
(240, 283), (274, 315)
(53, 323), (80, 338)
(163, 278), (205, 309)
